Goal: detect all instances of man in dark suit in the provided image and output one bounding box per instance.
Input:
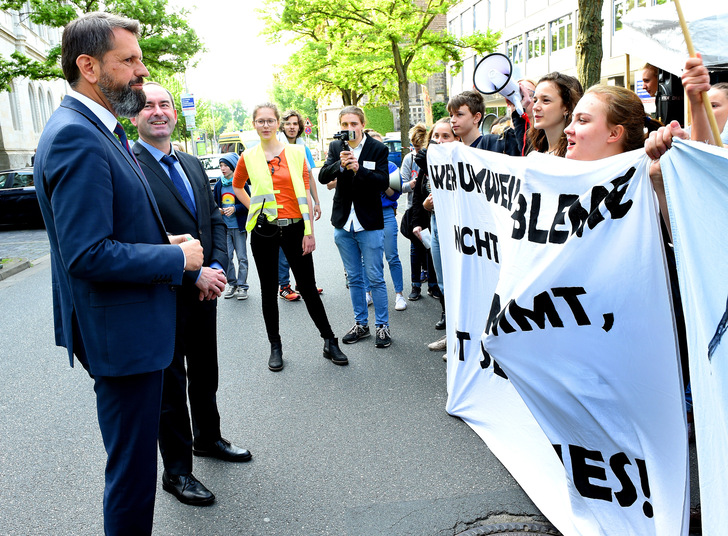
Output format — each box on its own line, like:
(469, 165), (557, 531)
(131, 82), (252, 507)
(318, 106), (392, 348)
(33, 13), (203, 536)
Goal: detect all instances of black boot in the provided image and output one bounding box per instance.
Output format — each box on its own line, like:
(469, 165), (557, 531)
(435, 295), (446, 330)
(268, 341), (283, 372)
(323, 338), (349, 366)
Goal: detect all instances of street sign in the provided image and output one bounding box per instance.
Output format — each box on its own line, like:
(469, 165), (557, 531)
(180, 93), (196, 117)
(304, 126), (312, 136)
(185, 115), (196, 130)
(304, 118), (312, 128)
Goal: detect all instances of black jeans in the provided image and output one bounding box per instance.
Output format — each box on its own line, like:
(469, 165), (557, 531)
(251, 220), (335, 343)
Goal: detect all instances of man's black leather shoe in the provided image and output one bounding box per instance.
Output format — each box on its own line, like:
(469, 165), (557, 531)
(162, 471), (215, 506)
(193, 438), (252, 462)
(323, 337), (349, 365)
(269, 341), (283, 371)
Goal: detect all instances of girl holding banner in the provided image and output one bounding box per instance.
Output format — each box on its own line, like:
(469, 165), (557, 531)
(528, 73), (583, 157)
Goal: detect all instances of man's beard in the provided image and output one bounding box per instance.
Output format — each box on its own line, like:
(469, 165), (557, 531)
(99, 72), (146, 118)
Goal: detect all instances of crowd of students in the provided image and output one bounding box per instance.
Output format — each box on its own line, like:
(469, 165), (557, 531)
(221, 55), (724, 372)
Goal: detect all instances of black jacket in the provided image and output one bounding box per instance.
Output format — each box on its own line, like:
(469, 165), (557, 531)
(319, 136), (389, 230)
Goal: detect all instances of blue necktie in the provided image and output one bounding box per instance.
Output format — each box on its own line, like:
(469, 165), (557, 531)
(161, 154), (197, 220)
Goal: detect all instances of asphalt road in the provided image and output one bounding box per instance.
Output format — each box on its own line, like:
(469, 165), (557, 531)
(0, 184), (543, 536)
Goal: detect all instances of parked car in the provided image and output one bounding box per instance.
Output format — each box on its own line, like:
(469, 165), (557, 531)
(382, 135), (402, 168)
(0, 167), (44, 228)
(198, 154), (225, 187)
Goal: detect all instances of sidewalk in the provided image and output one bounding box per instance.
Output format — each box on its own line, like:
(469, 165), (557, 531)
(0, 228), (50, 280)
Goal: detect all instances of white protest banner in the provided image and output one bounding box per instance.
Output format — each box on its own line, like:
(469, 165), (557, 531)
(661, 138), (728, 536)
(429, 143), (689, 535)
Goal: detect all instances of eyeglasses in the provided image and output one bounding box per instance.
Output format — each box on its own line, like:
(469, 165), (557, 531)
(255, 119), (277, 126)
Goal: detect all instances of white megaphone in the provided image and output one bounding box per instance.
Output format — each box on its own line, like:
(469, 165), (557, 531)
(473, 52), (524, 116)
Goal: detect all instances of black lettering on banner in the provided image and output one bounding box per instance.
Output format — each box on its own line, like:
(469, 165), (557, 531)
(511, 193), (527, 240)
(430, 164), (449, 190)
(610, 452), (638, 508)
(455, 330), (470, 361)
(453, 226), (500, 262)
(459, 162), (478, 193)
(445, 164), (457, 190)
(570, 445), (612, 502)
(509, 291), (564, 331)
(549, 194), (579, 244)
(553, 444), (653, 518)
(510, 167), (637, 243)
(478, 340), (509, 379)
(552, 287), (590, 326)
(527, 193), (549, 244)
(486, 287), (592, 336)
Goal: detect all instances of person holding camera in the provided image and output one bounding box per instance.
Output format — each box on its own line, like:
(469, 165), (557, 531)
(232, 102), (348, 372)
(319, 106), (392, 348)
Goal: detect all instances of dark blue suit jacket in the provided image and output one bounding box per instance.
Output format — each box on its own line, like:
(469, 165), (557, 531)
(34, 95), (185, 377)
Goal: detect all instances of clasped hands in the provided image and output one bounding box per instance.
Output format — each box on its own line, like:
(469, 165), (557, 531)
(169, 234), (226, 300)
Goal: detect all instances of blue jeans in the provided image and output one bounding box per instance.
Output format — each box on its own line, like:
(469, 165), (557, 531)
(431, 213), (444, 295)
(364, 207), (403, 293)
(278, 247), (291, 287)
(226, 227), (248, 289)
(334, 227), (388, 326)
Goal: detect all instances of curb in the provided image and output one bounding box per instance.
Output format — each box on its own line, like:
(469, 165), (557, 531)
(0, 258), (31, 281)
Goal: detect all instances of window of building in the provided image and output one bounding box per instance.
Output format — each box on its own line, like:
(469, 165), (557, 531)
(527, 25), (547, 60)
(613, 0), (648, 33)
(47, 90), (53, 118)
(9, 84), (22, 130)
(474, 1), (489, 32)
(38, 87), (47, 125)
(506, 36), (524, 65)
(28, 84), (41, 132)
(550, 14), (573, 53)
(462, 8), (473, 36)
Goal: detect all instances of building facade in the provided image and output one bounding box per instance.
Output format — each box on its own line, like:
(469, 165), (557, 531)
(446, 0), (666, 113)
(1, 6), (67, 169)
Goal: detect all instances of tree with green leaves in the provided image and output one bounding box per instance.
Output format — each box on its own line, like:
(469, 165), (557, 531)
(0, 0), (202, 92)
(260, 0), (500, 152)
(575, 0), (604, 90)
(270, 78), (319, 138)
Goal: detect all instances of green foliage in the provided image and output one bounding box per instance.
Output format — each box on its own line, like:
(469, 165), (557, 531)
(270, 79), (319, 138)
(431, 101), (447, 122)
(260, 0), (500, 151)
(362, 105), (393, 136)
(0, 0), (202, 91)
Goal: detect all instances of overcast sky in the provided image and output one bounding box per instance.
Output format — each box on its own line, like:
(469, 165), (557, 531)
(171, 0), (295, 108)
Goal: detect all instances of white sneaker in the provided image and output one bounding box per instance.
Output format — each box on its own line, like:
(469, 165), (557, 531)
(394, 293), (407, 311)
(235, 287), (248, 300)
(428, 335), (447, 351)
(366, 291), (373, 306)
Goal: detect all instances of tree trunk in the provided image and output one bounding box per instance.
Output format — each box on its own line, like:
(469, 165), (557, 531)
(392, 41), (411, 157)
(576, 0), (604, 90)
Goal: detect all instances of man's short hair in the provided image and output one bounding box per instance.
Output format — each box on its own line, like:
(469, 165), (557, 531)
(447, 91), (485, 125)
(62, 11), (140, 88)
(142, 81), (176, 110)
(280, 109), (304, 139)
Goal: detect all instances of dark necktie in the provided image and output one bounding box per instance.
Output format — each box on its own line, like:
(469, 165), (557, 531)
(160, 154), (197, 220)
(113, 122), (144, 176)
